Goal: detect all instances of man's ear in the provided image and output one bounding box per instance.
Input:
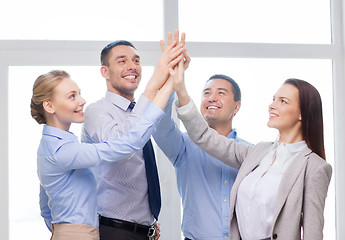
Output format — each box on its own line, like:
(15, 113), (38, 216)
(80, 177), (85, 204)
(234, 101), (241, 115)
(100, 66), (109, 79)
(43, 99), (55, 114)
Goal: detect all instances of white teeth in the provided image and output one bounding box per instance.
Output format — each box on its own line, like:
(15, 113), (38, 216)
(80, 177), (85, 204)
(124, 75), (136, 80)
(207, 106), (219, 109)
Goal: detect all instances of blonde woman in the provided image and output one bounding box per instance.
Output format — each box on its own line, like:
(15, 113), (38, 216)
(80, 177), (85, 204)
(30, 41), (184, 240)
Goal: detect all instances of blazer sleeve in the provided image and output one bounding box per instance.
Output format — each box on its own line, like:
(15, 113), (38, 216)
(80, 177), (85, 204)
(176, 100), (252, 169)
(302, 154), (332, 240)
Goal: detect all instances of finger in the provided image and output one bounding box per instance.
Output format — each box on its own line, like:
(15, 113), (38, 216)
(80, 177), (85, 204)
(180, 32), (186, 46)
(160, 40), (166, 51)
(167, 32), (173, 46)
(168, 67), (175, 76)
(174, 29), (179, 44)
(184, 51), (191, 70)
(168, 54), (184, 69)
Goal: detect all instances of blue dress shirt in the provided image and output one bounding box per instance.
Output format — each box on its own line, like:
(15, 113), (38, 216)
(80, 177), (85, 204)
(81, 92), (156, 225)
(153, 94), (250, 240)
(38, 95), (163, 231)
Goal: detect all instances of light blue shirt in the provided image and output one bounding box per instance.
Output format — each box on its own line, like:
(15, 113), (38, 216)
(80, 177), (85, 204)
(81, 92), (155, 225)
(38, 95), (163, 231)
(153, 94), (250, 240)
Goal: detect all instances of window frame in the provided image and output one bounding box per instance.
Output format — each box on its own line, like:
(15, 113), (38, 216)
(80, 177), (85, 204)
(0, 0), (344, 239)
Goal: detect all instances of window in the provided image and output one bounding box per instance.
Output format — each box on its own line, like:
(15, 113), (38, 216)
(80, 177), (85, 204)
(0, 0), (163, 41)
(1, 0), (342, 239)
(179, 0), (331, 43)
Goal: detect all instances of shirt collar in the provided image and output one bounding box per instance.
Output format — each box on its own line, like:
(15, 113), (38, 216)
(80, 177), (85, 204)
(227, 129), (237, 139)
(105, 91), (134, 111)
(273, 140), (307, 153)
(43, 125), (78, 141)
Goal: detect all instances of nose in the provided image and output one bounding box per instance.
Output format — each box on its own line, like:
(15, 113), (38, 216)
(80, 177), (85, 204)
(80, 96), (86, 106)
(127, 60), (136, 71)
(269, 101), (276, 110)
(208, 92), (218, 102)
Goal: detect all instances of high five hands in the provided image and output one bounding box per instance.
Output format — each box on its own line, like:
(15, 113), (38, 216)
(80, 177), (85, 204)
(143, 29), (190, 110)
(164, 30), (191, 107)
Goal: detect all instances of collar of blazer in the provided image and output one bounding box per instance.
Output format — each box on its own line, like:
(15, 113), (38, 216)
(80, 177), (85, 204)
(271, 145), (312, 225)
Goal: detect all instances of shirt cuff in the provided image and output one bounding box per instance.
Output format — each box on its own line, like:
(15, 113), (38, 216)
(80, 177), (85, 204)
(135, 94), (164, 123)
(132, 94), (152, 116)
(175, 98), (196, 121)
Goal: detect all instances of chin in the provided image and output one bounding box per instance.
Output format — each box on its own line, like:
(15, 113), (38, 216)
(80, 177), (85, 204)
(267, 121), (275, 129)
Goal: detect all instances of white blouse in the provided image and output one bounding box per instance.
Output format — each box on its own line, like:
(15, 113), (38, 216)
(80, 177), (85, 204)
(236, 140), (307, 240)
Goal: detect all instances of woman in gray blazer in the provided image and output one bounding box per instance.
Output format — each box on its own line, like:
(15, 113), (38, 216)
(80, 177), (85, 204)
(170, 60), (332, 240)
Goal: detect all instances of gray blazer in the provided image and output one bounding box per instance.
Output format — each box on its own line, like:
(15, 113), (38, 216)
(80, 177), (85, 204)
(177, 101), (332, 240)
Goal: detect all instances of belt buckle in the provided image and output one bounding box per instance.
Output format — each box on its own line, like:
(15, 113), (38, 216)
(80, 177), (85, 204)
(147, 224), (156, 240)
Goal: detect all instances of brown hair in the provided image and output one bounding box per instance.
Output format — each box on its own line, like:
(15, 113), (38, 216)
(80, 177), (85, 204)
(30, 70), (70, 124)
(284, 78), (326, 160)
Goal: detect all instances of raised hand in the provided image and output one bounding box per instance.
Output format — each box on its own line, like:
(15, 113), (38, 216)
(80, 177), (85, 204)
(169, 57), (190, 107)
(161, 29), (190, 71)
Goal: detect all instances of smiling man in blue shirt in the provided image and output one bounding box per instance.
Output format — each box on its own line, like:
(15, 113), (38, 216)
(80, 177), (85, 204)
(153, 74), (251, 240)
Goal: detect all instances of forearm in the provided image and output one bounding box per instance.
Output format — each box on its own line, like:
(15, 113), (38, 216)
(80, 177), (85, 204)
(175, 86), (190, 107)
(153, 93), (187, 166)
(176, 99), (249, 169)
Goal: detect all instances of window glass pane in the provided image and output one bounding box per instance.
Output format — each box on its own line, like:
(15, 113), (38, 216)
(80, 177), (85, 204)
(179, 0), (331, 44)
(183, 58), (334, 238)
(8, 65), (153, 240)
(0, 0), (162, 41)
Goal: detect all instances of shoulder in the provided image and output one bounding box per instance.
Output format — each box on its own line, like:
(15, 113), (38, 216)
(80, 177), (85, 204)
(305, 152), (332, 177)
(253, 141), (274, 151)
(84, 97), (109, 114)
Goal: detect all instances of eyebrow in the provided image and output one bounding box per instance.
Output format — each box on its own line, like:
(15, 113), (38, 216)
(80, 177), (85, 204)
(65, 89), (80, 96)
(274, 96), (290, 101)
(115, 55), (140, 60)
(203, 87), (229, 92)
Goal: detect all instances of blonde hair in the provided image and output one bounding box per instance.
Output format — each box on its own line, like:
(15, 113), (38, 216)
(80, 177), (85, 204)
(30, 70), (70, 124)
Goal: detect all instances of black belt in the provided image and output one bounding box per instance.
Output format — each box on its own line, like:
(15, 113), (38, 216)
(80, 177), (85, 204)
(99, 215), (156, 237)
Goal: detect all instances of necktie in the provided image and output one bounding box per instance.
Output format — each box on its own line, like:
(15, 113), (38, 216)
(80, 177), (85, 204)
(143, 139), (161, 220)
(128, 101), (136, 110)
(128, 101), (161, 220)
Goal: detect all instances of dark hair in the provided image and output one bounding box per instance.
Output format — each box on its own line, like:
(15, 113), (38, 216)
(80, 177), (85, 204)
(100, 40), (136, 66)
(284, 78), (326, 160)
(207, 74), (241, 101)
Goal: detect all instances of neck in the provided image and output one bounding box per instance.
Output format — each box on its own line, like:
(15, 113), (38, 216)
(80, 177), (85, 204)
(279, 130), (303, 144)
(208, 121), (233, 137)
(107, 84), (135, 101)
(46, 119), (70, 132)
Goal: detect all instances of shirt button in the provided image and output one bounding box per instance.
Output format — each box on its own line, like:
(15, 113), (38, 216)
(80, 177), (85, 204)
(224, 180), (228, 184)
(224, 199), (227, 203)
(225, 217), (228, 221)
(224, 235), (228, 239)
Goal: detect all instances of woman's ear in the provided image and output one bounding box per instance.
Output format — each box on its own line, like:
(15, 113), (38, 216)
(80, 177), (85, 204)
(43, 99), (55, 114)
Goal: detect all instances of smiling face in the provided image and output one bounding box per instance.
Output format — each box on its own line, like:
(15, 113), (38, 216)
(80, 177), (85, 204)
(268, 83), (302, 140)
(44, 77), (86, 131)
(101, 45), (142, 100)
(200, 78), (241, 130)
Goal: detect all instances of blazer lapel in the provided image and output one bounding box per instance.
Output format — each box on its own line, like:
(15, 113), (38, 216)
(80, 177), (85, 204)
(271, 146), (312, 222)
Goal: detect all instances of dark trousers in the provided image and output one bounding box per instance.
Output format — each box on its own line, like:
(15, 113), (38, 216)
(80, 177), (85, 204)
(99, 223), (148, 240)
